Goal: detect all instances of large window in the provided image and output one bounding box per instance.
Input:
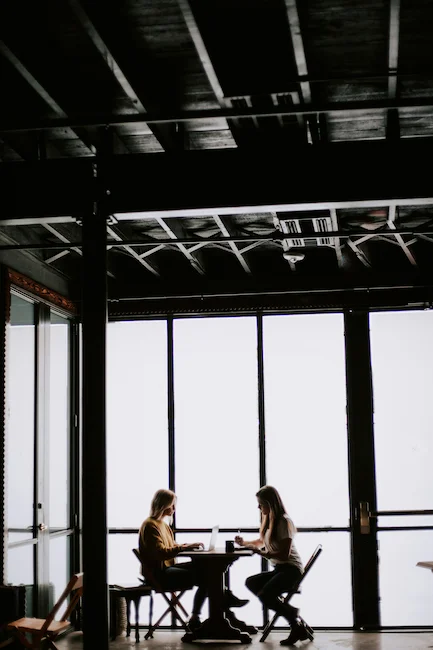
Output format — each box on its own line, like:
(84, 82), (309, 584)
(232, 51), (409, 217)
(370, 310), (433, 625)
(173, 316), (259, 528)
(173, 316), (260, 621)
(106, 317), (169, 620)
(263, 314), (351, 626)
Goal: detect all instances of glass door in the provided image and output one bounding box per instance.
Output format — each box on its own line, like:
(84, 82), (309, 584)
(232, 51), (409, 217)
(6, 293), (75, 617)
(6, 294), (38, 607)
(47, 311), (74, 615)
(370, 310), (433, 626)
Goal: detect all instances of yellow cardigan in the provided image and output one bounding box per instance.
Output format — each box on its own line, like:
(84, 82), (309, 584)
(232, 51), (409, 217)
(139, 517), (182, 576)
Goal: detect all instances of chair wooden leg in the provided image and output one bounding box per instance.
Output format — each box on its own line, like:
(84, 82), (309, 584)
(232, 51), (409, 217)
(260, 611), (279, 642)
(174, 591), (189, 617)
(298, 617), (314, 641)
(47, 640), (60, 650)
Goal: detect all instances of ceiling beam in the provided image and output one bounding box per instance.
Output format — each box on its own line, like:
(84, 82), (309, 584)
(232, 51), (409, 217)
(106, 225), (159, 276)
(0, 230), (71, 294)
(4, 98), (433, 133)
(329, 208), (343, 267)
(155, 216), (206, 274)
(67, 0), (174, 152)
(4, 226), (433, 253)
(386, 0), (401, 140)
(387, 204), (417, 266)
(0, 39), (95, 157)
(3, 141), (433, 218)
(283, 0), (322, 144)
(0, 136), (23, 161)
(176, 0), (240, 147)
(213, 215), (252, 273)
(42, 223), (117, 277)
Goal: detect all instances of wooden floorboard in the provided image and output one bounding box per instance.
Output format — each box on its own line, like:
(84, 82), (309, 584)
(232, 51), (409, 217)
(56, 629), (433, 649)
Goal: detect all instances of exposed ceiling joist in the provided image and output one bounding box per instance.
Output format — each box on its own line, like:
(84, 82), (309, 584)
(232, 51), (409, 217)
(45, 250), (71, 264)
(388, 0), (401, 98)
(43, 223), (116, 277)
(283, 0), (320, 144)
(5, 97), (433, 133)
(388, 204), (417, 266)
(66, 0), (172, 152)
(213, 215), (252, 273)
(0, 39), (95, 157)
(176, 0), (239, 146)
(0, 216), (77, 227)
(155, 216), (206, 274)
(346, 239), (371, 267)
(329, 208), (343, 267)
(106, 225), (159, 276)
(386, 0), (401, 140)
(43, 223), (82, 258)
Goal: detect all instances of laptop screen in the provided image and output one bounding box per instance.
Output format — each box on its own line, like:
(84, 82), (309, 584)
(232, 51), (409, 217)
(208, 525), (219, 551)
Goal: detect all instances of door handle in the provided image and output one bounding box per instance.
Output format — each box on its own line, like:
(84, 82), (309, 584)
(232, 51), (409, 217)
(359, 502), (371, 535)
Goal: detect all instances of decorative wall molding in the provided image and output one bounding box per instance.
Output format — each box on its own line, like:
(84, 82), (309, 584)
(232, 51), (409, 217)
(7, 268), (78, 315)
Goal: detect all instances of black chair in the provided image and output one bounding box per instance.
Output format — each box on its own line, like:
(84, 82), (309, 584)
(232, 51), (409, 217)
(132, 548), (192, 640)
(260, 544), (323, 642)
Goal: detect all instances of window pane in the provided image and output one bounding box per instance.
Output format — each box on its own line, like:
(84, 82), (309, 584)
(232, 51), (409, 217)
(107, 321), (168, 527)
(49, 314), (70, 528)
(264, 314), (349, 528)
(7, 544), (34, 585)
(378, 530), (433, 625)
(7, 294), (35, 531)
(49, 535), (69, 617)
(174, 317), (259, 528)
(293, 533), (353, 627)
(370, 310), (433, 511)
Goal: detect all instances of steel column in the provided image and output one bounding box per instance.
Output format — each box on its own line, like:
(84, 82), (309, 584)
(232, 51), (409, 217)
(344, 310), (380, 629)
(81, 159), (109, 648)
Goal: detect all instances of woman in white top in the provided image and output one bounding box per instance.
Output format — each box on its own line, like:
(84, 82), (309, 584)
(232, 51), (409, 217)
(235, 485), (307, 646)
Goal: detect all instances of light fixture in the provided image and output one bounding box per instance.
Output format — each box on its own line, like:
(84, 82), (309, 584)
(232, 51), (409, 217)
(283, 251), (305, 263)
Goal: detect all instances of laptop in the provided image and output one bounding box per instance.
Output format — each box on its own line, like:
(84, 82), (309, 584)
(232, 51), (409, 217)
(196, 524), (219, 551)
(208, 524), (219, 551)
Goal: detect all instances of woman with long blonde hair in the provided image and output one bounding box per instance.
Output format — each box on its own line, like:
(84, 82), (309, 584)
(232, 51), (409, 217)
(235, 486), (307, 645)
(139, 489), (206, 629)
(139, 488), (249, 632)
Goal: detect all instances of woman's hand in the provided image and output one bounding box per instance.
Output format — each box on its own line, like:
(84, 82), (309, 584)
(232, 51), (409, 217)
(234, 535), (245, 546)
(181, 542), (204, 550)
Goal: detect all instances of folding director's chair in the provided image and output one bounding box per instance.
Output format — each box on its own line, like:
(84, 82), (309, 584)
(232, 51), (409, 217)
(260, 544), (323, 642)
(132, 548), (192, 640)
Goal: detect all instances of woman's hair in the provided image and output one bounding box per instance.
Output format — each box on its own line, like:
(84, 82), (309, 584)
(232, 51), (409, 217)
(150, 489), (176, 520)
(256, 485), (296, 542)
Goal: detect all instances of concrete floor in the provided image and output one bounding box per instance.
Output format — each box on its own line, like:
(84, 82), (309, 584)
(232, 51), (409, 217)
(57, 630), (433, 650)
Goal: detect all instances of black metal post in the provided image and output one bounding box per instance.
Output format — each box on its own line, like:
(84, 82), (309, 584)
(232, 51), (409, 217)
(0, 270), (9, 584)
(344, 310), (380, 629)
(81, 155), (109, 648)
(167, 317), (175, 492)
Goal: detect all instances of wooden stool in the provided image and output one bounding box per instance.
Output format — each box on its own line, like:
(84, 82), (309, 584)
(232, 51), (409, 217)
(109, 583), (153, 643)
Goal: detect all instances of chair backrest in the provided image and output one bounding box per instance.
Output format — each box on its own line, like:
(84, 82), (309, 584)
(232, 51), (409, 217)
(132, 548), (163, 592)
(293, 544), (322, 592)
(42, 572), (83, 633)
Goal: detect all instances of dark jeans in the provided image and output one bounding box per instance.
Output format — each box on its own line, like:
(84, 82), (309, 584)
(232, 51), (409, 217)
(159, 561), (207, 616)
(246, 564), (302, 624)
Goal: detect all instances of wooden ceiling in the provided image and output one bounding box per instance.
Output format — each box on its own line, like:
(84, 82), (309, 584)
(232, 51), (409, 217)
(1, 0), (433, 311)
